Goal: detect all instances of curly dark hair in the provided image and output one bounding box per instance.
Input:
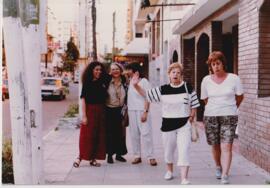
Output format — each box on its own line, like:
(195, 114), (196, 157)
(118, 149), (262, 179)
(81, 61), (106, 84)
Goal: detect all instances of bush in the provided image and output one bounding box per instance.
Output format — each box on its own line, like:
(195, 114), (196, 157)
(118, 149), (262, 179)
(64, 103), (79, 118)
(2, 139), (14, 184)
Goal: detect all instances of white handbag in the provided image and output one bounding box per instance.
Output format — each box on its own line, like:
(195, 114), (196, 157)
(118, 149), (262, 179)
(191, 122), (199, 142)
(184, 82), (199, 142)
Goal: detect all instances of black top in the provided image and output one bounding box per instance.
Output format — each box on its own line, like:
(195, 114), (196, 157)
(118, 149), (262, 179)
(80, 79), (108, 104)
(161, 117), (189, 132)
(160, 82), (193, 95)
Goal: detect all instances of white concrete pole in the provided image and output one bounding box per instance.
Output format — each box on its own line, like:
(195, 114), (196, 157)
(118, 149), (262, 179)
(40, 0), (47, 54)
(78, 0), (87, 119)
(18, 0), (45, 184)
(3, 16), (33, 185)
(3, 0), (44, 184)
(21, 26), (44, 184)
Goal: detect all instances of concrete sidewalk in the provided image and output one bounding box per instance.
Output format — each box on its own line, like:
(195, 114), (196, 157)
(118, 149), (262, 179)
(44, 103), (270, 185)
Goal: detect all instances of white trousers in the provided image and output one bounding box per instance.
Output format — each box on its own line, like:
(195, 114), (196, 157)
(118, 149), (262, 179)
(128, 110), (154, 159)
(162, 121), (191, 166)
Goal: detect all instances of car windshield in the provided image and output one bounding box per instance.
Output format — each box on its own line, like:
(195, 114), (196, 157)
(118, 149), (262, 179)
(43, 79), (61, 87)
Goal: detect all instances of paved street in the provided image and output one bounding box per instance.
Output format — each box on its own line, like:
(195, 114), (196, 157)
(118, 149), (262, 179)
(43, 103), (270, 185)
(2, 82), (79, 141)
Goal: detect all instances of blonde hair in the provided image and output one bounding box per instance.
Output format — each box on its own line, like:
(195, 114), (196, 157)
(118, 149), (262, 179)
(110, 62), (124, 73)
(167, 63), (183, 74)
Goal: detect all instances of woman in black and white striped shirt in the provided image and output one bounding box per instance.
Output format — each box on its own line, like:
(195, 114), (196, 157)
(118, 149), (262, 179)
(147, 63), (200, 184)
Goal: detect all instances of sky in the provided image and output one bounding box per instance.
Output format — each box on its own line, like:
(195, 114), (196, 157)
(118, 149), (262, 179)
(97, 0), (128, 54)
(48, 0), (128, 55)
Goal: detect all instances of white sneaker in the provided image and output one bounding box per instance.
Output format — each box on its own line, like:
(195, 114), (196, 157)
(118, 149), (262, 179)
(221, 175), (229, 184)
(216, 166), (222, 179)
(181, 179), (191, 185)
(164, 171), (173, 180)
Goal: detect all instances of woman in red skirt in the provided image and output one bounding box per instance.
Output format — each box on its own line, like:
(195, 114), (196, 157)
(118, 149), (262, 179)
(73, 61), (108, 167)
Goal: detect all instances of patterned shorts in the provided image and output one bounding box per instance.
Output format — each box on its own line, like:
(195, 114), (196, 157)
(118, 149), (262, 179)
(203, 116), (238, 145)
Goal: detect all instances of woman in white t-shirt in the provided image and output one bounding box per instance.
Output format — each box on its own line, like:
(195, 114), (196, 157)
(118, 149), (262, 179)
(125, 62), (158, 166)
(201, 51), (244, 184)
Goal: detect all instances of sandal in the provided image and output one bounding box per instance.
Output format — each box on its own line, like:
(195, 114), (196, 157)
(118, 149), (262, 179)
(73, 158), (81, 168)
(90, 160), (101, 167)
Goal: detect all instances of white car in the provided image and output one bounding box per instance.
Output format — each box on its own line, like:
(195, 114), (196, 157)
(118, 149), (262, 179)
(41, 77), (66, 100)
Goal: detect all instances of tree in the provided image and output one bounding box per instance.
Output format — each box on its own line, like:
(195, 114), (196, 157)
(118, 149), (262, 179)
(63, 37), (79, 72)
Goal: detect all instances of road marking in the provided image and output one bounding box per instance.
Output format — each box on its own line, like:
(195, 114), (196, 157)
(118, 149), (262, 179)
(42, 127), (57, 140)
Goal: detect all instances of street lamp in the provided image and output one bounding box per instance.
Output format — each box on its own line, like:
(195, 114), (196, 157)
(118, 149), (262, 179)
(141, 0), (195, 9)
(141, 0), (195, 53)
(146, 14), (182, 22)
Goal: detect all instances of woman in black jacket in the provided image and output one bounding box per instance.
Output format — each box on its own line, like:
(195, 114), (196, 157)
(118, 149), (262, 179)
(104, 63), (128, 164)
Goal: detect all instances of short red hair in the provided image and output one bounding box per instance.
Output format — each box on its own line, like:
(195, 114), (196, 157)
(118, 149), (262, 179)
(207, 51), (227, 74)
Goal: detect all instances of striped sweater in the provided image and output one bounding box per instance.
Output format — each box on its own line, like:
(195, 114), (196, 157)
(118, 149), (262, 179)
(147, 82), (200, 132)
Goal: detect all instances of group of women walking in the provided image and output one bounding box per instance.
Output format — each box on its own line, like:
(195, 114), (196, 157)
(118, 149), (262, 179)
(72, 51), (244, 185)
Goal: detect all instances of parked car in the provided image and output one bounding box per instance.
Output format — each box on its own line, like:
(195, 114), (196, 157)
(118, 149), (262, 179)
(2, 79), (9, 101)
(41, 77), (66, 100)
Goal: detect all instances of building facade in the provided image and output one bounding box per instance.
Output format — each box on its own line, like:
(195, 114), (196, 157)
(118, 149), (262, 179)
(172, 0), (270, 172)
(131, 0), (270, 172)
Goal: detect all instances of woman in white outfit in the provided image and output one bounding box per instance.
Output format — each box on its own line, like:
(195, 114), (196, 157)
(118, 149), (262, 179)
(125, 62), (158, 166)
(146, 63), (200, 184)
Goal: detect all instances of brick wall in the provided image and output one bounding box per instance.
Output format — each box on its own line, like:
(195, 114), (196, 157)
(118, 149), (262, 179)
(258, 0), (270, 97)
(238, 0), (270, 173)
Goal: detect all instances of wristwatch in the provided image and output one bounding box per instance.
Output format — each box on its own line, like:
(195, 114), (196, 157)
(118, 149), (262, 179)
(144, 109), (149, 113)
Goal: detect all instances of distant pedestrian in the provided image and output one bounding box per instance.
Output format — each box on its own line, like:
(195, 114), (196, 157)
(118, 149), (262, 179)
(62, 73), (70, 87)
(146, 63), (200, 184)
(104, 63), (128, 164)
(201, 51), (244, 184)
(73, 61), (107, 168)
(125, 62), (157, 166)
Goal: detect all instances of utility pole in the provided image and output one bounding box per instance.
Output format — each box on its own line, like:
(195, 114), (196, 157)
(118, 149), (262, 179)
(112, 11), (116, 62)
(78, 0), (88, 120)
(3, 0), (44, 184)
(92, 0), (97, 61)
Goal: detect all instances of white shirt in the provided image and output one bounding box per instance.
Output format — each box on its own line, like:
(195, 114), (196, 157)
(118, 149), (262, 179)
(127, 78), (151, 110)
(147, 82), (200, 118)
(201, 73), (243, 116)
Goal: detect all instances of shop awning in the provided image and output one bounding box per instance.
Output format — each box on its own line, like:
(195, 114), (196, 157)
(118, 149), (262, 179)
(172, 0), (231, 35)
(122, 38), (149, 56)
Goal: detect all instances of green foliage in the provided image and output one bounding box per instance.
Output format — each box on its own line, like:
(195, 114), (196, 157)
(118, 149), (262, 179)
(63, 87), (70, 95)
(64, 103), (79, 118)
(2, 139), (14, 184)
(63, 38), (79, 73)
(62, 60), (76, 73)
